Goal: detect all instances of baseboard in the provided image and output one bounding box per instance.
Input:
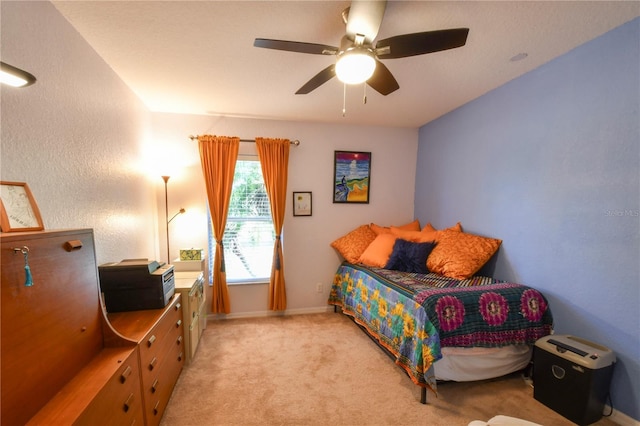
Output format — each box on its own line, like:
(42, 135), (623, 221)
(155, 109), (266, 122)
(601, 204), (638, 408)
(207, 305), (333, 320)
(606, 406), (640, 426)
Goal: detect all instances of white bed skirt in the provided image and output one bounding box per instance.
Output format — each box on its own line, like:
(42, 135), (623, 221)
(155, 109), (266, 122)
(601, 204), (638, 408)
(433, 345), (532, 382)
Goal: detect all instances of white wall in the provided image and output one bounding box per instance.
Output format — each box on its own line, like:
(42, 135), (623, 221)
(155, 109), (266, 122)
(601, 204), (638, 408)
(2, 0), (636, 419)
(150, 113), (419, 316)
(0, 0), (419, 318)
(1, 1), (157, 264)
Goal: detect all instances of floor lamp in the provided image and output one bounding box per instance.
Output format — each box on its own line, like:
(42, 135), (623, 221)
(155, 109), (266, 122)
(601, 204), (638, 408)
(161, 175), (185, 264)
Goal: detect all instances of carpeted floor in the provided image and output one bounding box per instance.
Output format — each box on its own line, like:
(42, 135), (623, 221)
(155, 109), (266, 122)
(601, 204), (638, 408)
(161, 312), (617, 426)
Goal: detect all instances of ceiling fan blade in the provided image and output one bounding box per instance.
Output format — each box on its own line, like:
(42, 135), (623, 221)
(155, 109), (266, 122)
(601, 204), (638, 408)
(295, 64), (336, 94)
(367, 60), (399, 96)
(345, 0), (387, 44)
(375, 28), (469, 59)
(254, 38), (338, 55)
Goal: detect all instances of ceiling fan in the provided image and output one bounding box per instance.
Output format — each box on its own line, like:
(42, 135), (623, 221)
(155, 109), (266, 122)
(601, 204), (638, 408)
(254, 0), (469, 96)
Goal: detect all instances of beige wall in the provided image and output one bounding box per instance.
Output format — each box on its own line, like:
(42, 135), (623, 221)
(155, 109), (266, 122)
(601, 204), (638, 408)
(1, 1), (419, 318)
(1, 1), (158, 264)
(150, 113), (419, 317)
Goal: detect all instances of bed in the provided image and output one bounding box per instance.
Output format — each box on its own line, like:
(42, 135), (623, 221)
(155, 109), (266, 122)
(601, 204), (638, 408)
(328, 262), (553, 404)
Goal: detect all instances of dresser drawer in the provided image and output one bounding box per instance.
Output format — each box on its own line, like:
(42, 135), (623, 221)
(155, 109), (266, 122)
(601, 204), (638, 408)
(75, 349), (144, 426)
(106, 294), (185, 426)
(26, 347), (140, 426)
(143, 342), (185, 426)
(140, 319), (183, 376)
(138, 297), (184, 426)
(138, 300), (183, 372)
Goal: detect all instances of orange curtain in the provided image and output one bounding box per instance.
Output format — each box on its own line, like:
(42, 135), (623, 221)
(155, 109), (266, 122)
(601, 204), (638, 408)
(255, 137), (290, 311)
(198, 135), (240, 314)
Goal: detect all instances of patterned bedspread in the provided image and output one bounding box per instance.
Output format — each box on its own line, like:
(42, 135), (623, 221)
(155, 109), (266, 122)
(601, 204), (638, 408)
(328, 262), (553, 395)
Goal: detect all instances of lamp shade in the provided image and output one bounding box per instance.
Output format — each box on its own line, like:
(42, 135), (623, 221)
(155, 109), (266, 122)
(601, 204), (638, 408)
(335, 48), (376, 85)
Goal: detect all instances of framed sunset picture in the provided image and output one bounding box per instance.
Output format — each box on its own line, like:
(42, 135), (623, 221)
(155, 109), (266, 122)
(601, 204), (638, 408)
(333, 151), (371, 204)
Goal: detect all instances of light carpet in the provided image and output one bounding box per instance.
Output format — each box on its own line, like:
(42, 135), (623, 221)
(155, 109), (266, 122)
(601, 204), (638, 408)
(161, 312), (616, 426)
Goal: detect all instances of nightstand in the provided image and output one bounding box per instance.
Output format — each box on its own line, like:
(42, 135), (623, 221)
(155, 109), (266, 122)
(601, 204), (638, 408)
(173, 271), (206, 364)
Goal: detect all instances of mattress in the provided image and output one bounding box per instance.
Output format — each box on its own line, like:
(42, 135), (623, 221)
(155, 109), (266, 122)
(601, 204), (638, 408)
(434, 345), (532, 382)
(329, 262), (553, 394)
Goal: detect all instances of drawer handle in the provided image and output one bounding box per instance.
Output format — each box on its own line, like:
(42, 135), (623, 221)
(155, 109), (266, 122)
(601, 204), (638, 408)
(64, 240), (83, 251)
(147, 335), (156, 347)
(177, 335), (183, 345)
(149, 357), (157, 371)
(151, 379), (159, 393)
(176, 319), (182, 328)
(178, 351), (184, 362)
(120, 365), (132, 383)
(153, 401), (160, 416)
(175, 303), (181, 311)
(123, 393), (135, 413)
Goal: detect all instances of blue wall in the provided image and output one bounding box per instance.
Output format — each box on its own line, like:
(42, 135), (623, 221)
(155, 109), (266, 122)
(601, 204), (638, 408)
(415, 18), (639, 420)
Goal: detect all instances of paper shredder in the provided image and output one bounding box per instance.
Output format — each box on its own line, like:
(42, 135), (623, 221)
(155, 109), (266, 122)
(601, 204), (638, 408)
(533, 335), (615, 426)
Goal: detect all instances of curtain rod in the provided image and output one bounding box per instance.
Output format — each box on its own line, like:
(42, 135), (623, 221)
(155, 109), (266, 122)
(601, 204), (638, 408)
(188, 135), (300, 146)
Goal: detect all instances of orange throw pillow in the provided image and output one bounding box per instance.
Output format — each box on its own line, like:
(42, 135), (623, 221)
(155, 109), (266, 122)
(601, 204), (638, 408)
(418, 222), (462, 242)
(390, 227), (437, 243)
(357, 233), (398, 267)
(370, 223), (391, 235)
(371, 219), (420, 235)
(330, 224), (377, 264)
(422, 222), (437, 232)
(426, 229), (502, 279)
(398, 219), (421, 231)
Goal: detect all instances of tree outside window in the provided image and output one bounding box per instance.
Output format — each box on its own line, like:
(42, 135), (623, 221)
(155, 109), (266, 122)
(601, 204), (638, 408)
(209, 159), (274, 283)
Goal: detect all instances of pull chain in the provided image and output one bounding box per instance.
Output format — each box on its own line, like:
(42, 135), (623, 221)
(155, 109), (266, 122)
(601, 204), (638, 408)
(342, 83), (347, 117)
(342, 83), (369, 116)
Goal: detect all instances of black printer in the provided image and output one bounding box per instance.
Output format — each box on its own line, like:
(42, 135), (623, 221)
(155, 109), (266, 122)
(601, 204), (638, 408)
(98, 259), (175, 312)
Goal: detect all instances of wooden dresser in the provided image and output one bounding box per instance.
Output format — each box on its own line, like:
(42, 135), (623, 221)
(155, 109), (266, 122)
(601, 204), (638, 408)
(0, 229), (184, 426)
(108, 295), (185, 426)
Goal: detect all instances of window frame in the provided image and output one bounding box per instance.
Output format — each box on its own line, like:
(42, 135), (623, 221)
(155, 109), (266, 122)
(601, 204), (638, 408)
(207, 154), (274, 286)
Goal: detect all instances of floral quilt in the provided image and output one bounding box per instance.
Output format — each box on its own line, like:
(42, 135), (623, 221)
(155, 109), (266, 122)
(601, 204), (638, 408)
(328, 262), (553, 395)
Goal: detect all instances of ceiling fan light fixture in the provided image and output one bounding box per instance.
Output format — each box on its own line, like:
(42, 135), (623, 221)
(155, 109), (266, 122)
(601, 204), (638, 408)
(0, 62), (36, 88)
(335, 47), (376, 85)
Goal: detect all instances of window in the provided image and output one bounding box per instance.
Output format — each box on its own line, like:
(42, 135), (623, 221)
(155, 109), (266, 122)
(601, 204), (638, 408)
(208, 157), (274, 284)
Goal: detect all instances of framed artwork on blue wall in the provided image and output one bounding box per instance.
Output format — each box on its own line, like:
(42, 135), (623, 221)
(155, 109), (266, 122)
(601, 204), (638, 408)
(333, 151), (371, 204)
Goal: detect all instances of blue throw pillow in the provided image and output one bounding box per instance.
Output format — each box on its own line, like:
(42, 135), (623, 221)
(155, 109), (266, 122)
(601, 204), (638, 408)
(385, 239), (436, 274)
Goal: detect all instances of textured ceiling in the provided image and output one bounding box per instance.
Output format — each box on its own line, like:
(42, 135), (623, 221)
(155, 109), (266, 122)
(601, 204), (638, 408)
(52, 1), (639, 128)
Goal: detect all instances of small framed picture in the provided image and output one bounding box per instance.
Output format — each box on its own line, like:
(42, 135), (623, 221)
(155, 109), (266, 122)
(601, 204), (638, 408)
(293, 192), (312, 216)
(0, 181), (45, 232)
(333, 151), (371, 203)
